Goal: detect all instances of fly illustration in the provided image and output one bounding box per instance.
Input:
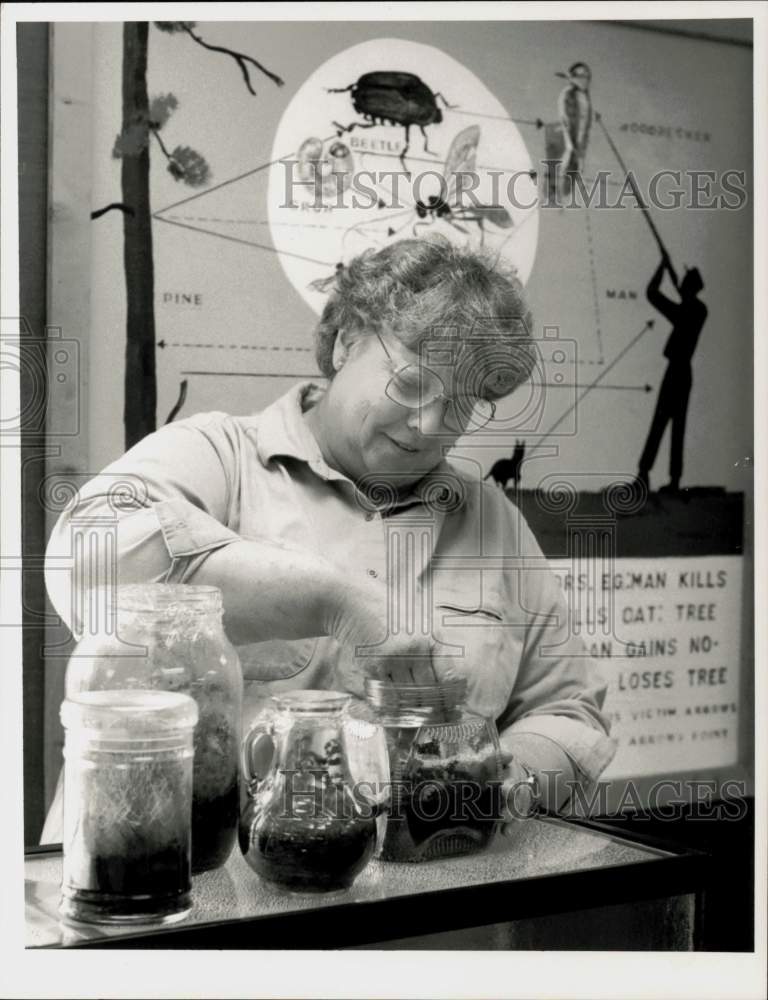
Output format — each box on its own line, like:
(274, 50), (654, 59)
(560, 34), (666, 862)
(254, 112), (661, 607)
(347, 125), (515, 247)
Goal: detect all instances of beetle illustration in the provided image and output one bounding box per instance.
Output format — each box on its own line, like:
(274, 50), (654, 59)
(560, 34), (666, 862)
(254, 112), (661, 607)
(327, 71), (455, 168)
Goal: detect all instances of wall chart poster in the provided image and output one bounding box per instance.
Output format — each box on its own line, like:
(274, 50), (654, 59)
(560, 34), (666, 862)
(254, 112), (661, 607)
(66, 20), (752, 787)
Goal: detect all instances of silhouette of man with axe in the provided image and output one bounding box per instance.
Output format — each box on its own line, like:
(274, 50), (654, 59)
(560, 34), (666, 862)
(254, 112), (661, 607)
(636, 253), (707, 493)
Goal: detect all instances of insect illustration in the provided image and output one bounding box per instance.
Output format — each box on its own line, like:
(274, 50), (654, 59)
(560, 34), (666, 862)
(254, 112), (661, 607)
(363, 125), (515, 246)
(296, 136), (355, 199)
(327, 71), (455, 168)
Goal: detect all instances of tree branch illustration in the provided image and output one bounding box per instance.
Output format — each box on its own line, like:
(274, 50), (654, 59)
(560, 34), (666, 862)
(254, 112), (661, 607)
(150, 126), (211, 187)
(178, 22), (284, 93)
(108, 21), (282, 448)
(91, 203), (135, 220)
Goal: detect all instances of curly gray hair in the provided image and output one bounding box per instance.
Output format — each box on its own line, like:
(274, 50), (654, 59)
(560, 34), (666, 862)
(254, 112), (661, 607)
(313, 236), (536, 400)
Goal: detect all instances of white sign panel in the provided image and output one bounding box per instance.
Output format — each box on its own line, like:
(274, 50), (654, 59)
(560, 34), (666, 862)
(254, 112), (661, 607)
(550, 555), (742, 779)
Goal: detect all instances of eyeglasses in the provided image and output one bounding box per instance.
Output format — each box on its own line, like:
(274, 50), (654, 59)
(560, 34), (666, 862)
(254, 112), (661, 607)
(375, 332), (496, 435)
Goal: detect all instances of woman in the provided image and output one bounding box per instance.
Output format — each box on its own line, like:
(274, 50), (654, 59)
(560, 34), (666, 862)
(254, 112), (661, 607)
(44, 237), (615, 835)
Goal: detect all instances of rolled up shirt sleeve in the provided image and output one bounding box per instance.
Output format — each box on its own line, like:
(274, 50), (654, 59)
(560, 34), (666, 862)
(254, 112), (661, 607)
(497, 517), (617, 786)
(45, 413), (243, 633)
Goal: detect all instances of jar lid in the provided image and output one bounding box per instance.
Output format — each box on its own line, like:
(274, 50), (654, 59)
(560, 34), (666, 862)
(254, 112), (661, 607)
(365, 678), (468, 714)
(61, 690), (198, 736)
(78, 584), (223, 625)
(113, 583), (223, 612)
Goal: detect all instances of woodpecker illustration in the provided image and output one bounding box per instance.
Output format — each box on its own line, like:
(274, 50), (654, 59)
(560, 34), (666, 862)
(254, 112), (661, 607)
(556, 62), (593, 180)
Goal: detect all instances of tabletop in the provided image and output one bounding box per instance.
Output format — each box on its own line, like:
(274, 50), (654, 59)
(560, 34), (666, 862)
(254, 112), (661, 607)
(25, 816), (706, 949)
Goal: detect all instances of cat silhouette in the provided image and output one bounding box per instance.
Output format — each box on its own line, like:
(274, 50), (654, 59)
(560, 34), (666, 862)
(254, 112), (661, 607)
(485, 441), (526, 491)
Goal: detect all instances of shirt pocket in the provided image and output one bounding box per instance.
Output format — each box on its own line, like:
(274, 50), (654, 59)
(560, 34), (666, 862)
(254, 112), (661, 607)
(237, 636), (319, 683)
(432, 594), (524, 721)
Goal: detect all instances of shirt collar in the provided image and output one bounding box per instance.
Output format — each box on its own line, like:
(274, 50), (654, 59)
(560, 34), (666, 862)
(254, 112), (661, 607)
(255, 381), (346, 482)
(254, 381), (465, 513)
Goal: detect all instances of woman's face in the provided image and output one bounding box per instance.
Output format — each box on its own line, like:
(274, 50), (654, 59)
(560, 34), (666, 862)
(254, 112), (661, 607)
(309, 329), (472, 486)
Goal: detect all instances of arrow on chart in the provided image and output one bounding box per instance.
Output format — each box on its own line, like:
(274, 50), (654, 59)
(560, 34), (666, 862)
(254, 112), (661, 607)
(543, 382), (653, 392)
(452, 109), (545, 128)
(158, 340), (313, 352)
(181, 370), (322, 379)
(354, 146), (537, 177)
(538, 319), (656, 445)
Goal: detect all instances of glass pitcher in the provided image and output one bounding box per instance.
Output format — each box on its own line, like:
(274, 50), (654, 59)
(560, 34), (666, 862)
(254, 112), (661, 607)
(65, 583), (242, 874)
(239, 691), (378, 894)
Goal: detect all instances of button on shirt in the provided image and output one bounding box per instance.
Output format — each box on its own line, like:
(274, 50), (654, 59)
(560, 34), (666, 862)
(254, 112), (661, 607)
(45, 382), (617, 785)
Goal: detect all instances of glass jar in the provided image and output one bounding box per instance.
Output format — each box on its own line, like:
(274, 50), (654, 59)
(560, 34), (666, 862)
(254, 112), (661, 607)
(66, 584), (242, 873)
(240, 691), (378, 894)
(60, 689), (197, 925)
(361, 678), (504, 862)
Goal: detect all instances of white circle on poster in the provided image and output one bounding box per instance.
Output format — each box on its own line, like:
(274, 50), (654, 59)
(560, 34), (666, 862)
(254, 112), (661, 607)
(268, 38), (539, 314)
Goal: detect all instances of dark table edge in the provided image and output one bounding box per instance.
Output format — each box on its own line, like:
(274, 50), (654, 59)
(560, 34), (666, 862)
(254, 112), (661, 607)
(553, 814), (713, 855)
(27, 819), (712, 950)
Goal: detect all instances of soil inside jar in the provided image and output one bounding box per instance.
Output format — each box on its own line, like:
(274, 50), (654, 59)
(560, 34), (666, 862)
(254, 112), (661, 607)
(64, 839), (191, 923)
(191, 780), (239, 873)
(87, 842), (190, 896)
(190, 703), (239, 873)
(379, 754), (502, 862)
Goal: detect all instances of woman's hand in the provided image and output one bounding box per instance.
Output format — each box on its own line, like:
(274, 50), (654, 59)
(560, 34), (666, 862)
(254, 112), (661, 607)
(192, 538), (437, 682)
(499, 755), (540, 829)
(324, 576), (438, 684)
(497, 738), (578, 831)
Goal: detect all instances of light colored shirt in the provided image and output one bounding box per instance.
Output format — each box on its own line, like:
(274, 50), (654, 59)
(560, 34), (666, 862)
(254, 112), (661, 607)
(45, 382), (617, 785)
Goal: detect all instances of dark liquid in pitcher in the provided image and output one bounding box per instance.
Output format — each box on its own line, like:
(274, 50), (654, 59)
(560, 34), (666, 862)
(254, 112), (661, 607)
(242, 788), (376, 892)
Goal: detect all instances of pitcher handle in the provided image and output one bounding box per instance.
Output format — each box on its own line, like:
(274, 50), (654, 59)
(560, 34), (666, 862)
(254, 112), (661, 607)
(242, 721), (277, 795)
